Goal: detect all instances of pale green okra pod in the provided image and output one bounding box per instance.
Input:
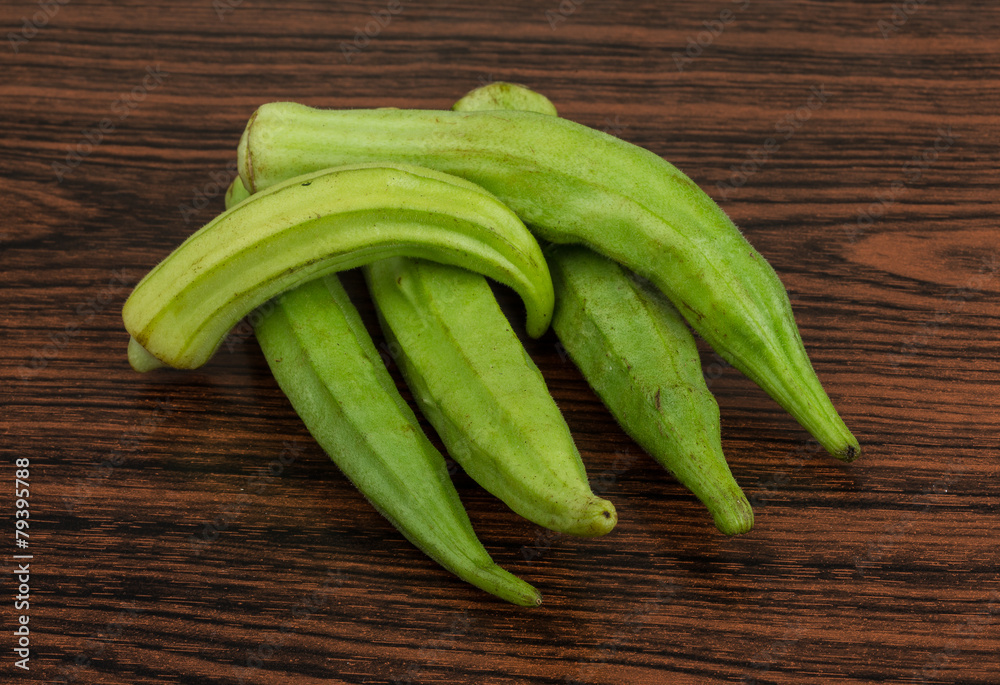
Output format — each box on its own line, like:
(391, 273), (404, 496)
(237, 101), (860, 461)
(123, 162), (554, 371)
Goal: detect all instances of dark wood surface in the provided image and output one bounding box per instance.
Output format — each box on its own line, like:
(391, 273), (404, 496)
(2, 1), (998, 683)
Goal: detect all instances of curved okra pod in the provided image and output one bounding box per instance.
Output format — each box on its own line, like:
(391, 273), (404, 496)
(238, 101), (859, 461)
(550, 246), (754, 535)
(252, 273), (541, 607)
(454, 83), (751, 535)
(123, 162), (554, 371)
(364, 257), (617, 537)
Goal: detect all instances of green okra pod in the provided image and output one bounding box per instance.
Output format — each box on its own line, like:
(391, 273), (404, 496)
(550, 245), (754, 535)
(453, 82), (751, 535)
(453, 81), (559, 116)
(364, 257), (617, 537)
(237, 101), (859, 461)
(123, 162), (554, 371)
(252, 273), (541, 606)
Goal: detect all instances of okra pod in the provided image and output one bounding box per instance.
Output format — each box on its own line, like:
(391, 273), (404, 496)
(364, 257), (617, 537)
(550, 245), (754, 535)
(253, 273), (542, 606)
(123, 162), (554, 371)
(237, 102), (859, 461)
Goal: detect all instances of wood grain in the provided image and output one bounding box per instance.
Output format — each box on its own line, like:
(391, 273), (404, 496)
(2, 1), (998, 683)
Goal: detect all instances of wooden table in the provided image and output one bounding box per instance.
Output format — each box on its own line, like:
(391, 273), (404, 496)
(3, 1), (998, 682)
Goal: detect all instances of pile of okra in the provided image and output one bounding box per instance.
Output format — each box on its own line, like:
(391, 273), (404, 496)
(122, 83), (859, 606)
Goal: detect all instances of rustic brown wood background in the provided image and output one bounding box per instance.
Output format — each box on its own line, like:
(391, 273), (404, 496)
(2, 0), (998, 683)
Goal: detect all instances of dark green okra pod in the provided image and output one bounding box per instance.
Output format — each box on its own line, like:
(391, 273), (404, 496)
(254, 275), (541, 606)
